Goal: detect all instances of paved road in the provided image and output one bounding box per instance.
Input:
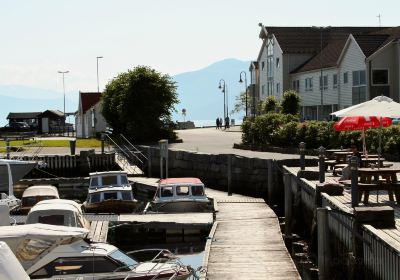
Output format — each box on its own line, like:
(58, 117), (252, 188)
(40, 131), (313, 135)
(170, 127), (306, 160)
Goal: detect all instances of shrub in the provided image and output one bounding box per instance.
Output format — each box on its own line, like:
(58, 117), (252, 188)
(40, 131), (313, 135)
(262, 96), (280, 114)
(281, 90), (300, 115)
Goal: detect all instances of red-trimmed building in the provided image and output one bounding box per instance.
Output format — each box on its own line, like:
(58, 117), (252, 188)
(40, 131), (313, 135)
(75, 92), (108, 138)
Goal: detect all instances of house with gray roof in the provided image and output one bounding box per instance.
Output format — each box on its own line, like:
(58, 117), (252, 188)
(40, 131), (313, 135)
(254, 25), (400, 119)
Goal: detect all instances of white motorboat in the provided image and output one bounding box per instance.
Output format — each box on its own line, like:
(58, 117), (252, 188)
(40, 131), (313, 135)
(26, 199), (90, 229)
(0, 160), (21, 212)
(0, 159), (37, 192)
(19, 185), (59, 214)
(0, 224), (193, 280)
(83, 171), (138, 214)
(151, 178), (210, 213)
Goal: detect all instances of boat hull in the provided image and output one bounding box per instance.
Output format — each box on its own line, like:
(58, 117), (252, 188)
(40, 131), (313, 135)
(0, 160), (37, 192)
(151, 200), (210, 213)
(83, 200), (138, 214)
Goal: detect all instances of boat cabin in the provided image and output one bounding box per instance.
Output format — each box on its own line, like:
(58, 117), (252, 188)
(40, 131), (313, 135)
(26, 199), (90, 229)
(155, 178), (207, 200)
(20, 185), (59, 214)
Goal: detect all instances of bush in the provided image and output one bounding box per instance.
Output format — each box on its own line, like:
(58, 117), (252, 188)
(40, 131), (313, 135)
(281, 90), (300, 115)
(262, 96), (280, 114)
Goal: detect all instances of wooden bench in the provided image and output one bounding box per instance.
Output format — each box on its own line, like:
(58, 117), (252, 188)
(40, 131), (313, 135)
(341, 180), (400, 204)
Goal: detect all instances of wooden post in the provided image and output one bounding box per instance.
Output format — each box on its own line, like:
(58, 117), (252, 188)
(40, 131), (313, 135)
(101, 134), (105, 154)
(283, 173), (293, 247)
(227, 154), (232, 196)
(318, 146), (326, 183)
(317, 207), (330, 280)
(299, 142), (306, 171)
(6, 138), (10, 159)
(350, 156), (359, 207)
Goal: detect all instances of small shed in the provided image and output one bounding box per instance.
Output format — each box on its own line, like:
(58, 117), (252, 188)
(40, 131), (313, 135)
(38, 110), (65, 134)
(7, 112), (41, 129)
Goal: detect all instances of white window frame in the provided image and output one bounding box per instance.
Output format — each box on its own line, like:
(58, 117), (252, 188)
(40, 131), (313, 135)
(343, 72), (348, 84)
(333, 74), (338, 89)
(371, 68), (389, 86)
(305, 77), (313, 91)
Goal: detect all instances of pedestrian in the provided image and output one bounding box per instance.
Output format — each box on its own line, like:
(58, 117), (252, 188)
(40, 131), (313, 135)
(219, 118), (223, 129)
(224, 116), (230, 130)
(216, 118), (219, 129)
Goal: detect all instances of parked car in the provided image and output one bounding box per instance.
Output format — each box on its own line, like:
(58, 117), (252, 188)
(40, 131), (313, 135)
(0, 122), (31, 134)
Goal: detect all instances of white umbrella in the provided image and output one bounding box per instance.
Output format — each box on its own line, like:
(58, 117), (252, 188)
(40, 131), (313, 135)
(331, 96), (400, 166)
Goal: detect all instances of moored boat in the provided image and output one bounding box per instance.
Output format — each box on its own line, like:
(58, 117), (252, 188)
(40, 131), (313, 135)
(83, 171), (138, 214)
(151, 177), (210, 213)
(19, 185), (59, 214)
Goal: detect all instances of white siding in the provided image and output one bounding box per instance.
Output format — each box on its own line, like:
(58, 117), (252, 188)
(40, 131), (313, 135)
(338, 39), (366, 108)
(273, 37), (283, 100)
(291, 68), (339, 106)
(258, 41), (268, 101)
(370, 44), (397, 100)
(283, 53), (314, 91)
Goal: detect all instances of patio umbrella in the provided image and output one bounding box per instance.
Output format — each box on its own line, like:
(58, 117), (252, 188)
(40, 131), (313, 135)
(333, 116), (392, 155)
(331, 96), (400, 165)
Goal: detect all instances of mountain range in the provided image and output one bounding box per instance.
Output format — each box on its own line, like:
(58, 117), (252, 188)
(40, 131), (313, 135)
(0, 58), (250, 126)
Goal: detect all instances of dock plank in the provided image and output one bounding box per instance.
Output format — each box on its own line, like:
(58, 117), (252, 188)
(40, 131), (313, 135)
(204, 189), (300, 280)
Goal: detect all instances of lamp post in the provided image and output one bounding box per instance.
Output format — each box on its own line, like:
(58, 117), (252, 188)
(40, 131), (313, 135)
(239, 71), (248, 118)
(58, 70), (69, 133)
(218, 79), (227, 120)
(96, 56), (103, 93)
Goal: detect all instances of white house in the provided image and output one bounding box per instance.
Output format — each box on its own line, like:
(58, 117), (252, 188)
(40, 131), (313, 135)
(254, 26), (400, 119)
(75, 92), (108, 138)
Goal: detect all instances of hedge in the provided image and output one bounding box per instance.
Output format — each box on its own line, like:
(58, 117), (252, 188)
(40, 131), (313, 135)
(241, 113), (400, 154)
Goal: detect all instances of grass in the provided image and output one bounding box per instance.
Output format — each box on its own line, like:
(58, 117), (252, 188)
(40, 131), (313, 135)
(0, 138), (102, 148)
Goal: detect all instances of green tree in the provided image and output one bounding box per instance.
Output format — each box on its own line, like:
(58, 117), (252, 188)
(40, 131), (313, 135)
(262, 96), (280, 114)
(281, 90), (300, 115)
(231, 91), (250, 115)
(102, 66), (178, 142)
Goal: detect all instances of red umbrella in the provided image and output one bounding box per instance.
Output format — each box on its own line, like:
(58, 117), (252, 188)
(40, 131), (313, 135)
(334, 116), (392, 131)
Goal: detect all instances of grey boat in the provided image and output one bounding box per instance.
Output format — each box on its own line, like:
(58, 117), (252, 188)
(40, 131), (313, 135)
(0, 159), (37, 192)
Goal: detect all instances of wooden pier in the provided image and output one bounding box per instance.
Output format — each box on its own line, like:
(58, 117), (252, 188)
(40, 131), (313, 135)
(203, 189), (300, 280)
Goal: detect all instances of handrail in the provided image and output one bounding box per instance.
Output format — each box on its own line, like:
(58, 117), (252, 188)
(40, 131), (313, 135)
(120, 134), (148, 161)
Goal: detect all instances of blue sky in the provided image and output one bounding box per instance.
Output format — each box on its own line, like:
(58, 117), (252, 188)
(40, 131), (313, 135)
(0, 0), (399, 95)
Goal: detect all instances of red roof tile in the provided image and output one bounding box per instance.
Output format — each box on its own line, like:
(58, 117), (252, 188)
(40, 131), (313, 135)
(80, 92), (101, 113)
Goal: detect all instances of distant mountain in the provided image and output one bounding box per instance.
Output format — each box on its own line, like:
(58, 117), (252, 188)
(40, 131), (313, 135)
(172, 58), (250, 122)
(0, 85), (77, 126)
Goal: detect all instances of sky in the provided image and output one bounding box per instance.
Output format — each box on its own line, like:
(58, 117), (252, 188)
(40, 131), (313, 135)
(0, 0), (399, 96)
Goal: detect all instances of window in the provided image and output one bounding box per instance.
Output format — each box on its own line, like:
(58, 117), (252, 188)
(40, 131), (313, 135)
(352, 70), (366, 86)
(104, 192), (118, 200)
(352, 86), (366, 105)
(120, 176), (129, 185)
(261, 61), (265, 70)
(276, 83), (280, 95)
(276, 57), (280, 68)
(267, 81), (273, 96)
(267, 57), (273, 77)
(161, 186), (173, 197)
(90, 177), (99, 188)
(372, 69), (389, 85)
(191, 185), (205, 196)
(305, 78), (313, 91)
(292, 80), (300, 92)
(90, 193), (101, 203)
(343, 72), (348, 84)
(319, 75), (328, 90)
(38, 215), (64, 226)
(102, 176), (118, 186)
(121, 191), (132, 201)
(267, 38), (273, 56)
(261, 85), (265, 96)
(176, 186), (189, 196)
(333, 74), (338, 88)
(30, 257), (119, 278)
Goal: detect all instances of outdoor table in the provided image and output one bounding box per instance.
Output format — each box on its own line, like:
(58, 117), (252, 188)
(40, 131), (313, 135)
(333, 151), (353, 163)
(358, 167), (400, 203)
(360, 158), (387, 168)
(326, 149), (350, 159)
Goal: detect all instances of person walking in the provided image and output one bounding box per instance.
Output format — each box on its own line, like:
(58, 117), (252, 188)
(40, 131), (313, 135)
(216, 118), (219, 129)
(219, 118), (223, 130)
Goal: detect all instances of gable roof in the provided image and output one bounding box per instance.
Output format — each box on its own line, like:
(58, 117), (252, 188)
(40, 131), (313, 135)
(80, 92), (102, 113)
(259, 26), (400, 74)
(7, 112), (41, 119)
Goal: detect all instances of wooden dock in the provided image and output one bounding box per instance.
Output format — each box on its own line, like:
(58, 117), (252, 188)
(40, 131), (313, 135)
(203, 189), (300, 280)
(88, 220), (109, 243)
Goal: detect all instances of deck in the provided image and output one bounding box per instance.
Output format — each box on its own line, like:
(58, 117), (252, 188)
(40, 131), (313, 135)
(203, 188), (300, 280)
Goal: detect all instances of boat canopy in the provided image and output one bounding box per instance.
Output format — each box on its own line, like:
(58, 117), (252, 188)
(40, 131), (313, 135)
(22, 185), (59, 198)
(28, 199), (81, 213)
(159, 177), (203, 185)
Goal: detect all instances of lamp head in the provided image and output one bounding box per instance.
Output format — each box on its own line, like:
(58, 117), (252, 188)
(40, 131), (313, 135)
(239, 77), (243, 83)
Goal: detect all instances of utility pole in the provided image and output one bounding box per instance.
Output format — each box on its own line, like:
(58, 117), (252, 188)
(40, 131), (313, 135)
(96, 56), (103, 93)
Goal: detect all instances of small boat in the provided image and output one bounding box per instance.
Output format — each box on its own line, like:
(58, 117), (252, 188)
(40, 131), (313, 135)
(83, 171), (138, 214)
(19, 185), (59, 214)
(0, 159), (37, 192)
(26, 199), (90, 229)
(151, 177), (210, 213)
(0, 224), (193, 279)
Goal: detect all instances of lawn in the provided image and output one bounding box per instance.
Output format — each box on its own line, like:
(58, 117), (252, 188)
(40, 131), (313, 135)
(0, 139), (102, 148)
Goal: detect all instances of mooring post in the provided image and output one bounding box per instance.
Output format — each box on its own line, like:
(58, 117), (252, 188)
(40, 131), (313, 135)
(5, 138), (10, 159)
(101, 134), (105, 154)
(147, 146), (152, 177)
(283, 172), (293, 250)
(159, 140), (169, 179)
(227, 154), (232, 196)
(318, 146), (326, 183)
(317, 207), (330, 280)
(299, 142), (306, 171)
(350, 156), (359, 207)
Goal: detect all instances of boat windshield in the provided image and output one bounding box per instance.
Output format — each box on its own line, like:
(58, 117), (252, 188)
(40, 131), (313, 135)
(191, 185), (205, 196)
(102, 175), (118, 186)
(121, 191), (132, 201)
(120, 175), (129, 185)
(90, 177), (99, 188)
(110, 249), (138, 269)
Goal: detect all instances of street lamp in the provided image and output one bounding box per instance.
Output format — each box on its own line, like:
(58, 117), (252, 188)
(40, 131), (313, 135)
(218, 79), (226, 120)
(239, 71), (248, 118)
(58, 70), (69, 118)
(96, 56), (103, 93)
